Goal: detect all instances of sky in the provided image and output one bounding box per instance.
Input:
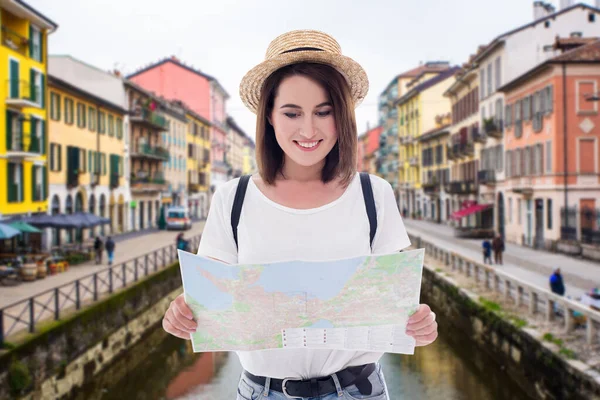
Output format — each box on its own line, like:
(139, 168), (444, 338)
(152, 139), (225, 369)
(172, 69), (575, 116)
(27, 0), (599, 140)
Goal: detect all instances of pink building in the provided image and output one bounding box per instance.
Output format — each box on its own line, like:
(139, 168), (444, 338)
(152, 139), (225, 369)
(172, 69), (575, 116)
(127, 57), (231, 191)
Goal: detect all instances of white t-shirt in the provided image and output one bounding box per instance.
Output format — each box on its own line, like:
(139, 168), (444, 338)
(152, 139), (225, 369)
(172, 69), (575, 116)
(197, 172), (411, 379)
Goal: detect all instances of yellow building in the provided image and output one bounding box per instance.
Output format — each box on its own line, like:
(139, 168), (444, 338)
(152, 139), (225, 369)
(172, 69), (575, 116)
(47, 58), (128, 246)
(395, 67), (458, 218)
(0, 1), (57, 219)
(185, 107), (211, 219)
(242, 136), (256, 175)
(162, 101), (188, 208)
(443, 62), (483, 227)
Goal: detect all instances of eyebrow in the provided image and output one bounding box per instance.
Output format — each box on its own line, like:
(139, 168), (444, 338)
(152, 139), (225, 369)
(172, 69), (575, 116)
(279, 102), (332, 109)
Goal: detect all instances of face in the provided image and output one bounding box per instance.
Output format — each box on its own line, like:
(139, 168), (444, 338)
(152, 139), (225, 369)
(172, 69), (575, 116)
(270, 75), (337, 169)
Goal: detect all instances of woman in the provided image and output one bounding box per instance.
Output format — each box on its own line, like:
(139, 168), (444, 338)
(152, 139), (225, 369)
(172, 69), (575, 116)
(162, 30), (438, 399)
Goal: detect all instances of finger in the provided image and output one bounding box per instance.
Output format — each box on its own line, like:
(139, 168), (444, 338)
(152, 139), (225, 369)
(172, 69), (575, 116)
(408, 304), (431, 323)
(407, 313), (435, 332)
(166, 308), (197, 333)
(171, 304), (198, 331)
(415, 331), (438, 346)
(174, 296), (194, 320)
(163, 316), (192, 340)
(408, 322), (438, 337)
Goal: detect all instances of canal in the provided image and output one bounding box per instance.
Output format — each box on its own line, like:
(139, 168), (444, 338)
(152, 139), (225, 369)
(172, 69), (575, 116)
(73, 312), (532, 400)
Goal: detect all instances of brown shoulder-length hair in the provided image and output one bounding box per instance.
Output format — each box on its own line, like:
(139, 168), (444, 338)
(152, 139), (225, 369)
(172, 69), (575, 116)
(255, 63), (357, 187)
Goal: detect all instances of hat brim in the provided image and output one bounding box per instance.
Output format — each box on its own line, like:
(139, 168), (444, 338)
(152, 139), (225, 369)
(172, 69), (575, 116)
(239, 50), (369, 114)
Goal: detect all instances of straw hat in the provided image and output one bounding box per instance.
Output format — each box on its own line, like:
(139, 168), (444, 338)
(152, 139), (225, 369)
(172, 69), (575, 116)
(239, 30), (369, 114)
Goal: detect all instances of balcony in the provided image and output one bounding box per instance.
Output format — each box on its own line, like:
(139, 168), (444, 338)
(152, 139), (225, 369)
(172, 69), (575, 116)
(445, 181), (477, 195)
(409, 156), (419, 167)
(464, 142), (475, 157)
(1, 26), (29, 56)
(483, 118), (504, 139)
(130, 171), (168, 193)
(130, 108), (169, 131)
(130, 143), (170, 161)
(6, 131), (42, 159)
(453, 143), (465, 159)
(477, 169), (497, 185)
(472, 126), (487, 144)
(188, 182), (201, 193)
(400, 136), (413, 145)
(447, 145), (456, 160)
(423, 179), (441, 195)
(511, 177), (534, 197)
(6, 80), (41, 108)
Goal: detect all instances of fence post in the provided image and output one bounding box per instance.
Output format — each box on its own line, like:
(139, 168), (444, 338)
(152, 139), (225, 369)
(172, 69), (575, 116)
(122, 263), (126, 287)
(154, 251), (158, 272)
(0, 309), (4, 347)
(529, 291), (538, 315)
(145, 254), (149, 276)
(29, 298), (34, 333)
(93, 274), (98, 302)
(75, 280), (81, 310)
(587, 318), (596, 345)
(134, 259), (139, 282)
(55, 288), (60, 320)
(109, 268), (113, 293)
(163, 248), (166, 268)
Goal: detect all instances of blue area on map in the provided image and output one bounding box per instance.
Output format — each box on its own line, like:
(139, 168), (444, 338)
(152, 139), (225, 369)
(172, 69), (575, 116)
(309, 319), (335, 328)
(178, 250), (235, 310)
(250, 256), (367, 301)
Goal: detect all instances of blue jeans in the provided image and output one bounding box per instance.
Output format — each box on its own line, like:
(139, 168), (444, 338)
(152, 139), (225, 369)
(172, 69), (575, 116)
(236, 363), (390, 400)
(108, 251), (114, 264)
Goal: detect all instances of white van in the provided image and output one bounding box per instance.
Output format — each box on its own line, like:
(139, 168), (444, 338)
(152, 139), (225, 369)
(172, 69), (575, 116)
(166, 207), (192, 230)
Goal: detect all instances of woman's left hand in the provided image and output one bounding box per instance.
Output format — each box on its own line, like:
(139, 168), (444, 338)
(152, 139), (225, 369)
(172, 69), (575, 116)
(406, 304), (438, 346)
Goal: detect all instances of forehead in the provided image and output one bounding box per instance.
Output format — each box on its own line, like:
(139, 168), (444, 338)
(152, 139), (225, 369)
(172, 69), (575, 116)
(274, 75), (329, 105)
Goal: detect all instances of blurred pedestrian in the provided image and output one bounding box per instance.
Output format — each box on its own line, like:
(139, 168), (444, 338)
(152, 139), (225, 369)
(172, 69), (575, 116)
(482, 238), (492, 264)
(94, 237), (103, 264)
(492, 234), (504, 265)
(105, 236), (115, 266)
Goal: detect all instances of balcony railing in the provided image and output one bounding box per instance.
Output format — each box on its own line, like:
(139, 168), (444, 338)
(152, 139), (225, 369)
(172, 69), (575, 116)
(511, 177), (534, 196)
(444, 181), (477, 195)
(1, 26), (29, 56)
(423, 180), (441, 195)
(477, 169), (497, 185)
(472, 126), (487, 144)
(464, 142), (475, 156)
(7, 132), (41, 155)
(6, 80), (42, 107)
(447, 145), (456, 160)
(131, 143), (170, 161)
(130, 108), (169, 130)
(409, 156), (419, 167)
(131, 171), (167, 192)
(483, 118), (504, 139)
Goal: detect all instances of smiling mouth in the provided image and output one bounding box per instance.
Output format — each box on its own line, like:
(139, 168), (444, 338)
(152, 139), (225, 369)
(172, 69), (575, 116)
(293, 139), (323, 150)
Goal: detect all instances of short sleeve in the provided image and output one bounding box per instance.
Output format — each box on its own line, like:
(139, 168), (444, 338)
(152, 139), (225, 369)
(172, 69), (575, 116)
(371, 178), (411, 254)
(197, 183), (238, 264)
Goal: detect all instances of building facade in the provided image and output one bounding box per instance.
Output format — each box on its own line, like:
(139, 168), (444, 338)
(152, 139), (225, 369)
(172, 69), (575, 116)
(185, 107), (211, 219)
(162, 101), (188, 208)
(0, 1), (56, 220)
(500, 37), (600, 249)
(47, 57), (127, 247)
(226, 116), (247, 179)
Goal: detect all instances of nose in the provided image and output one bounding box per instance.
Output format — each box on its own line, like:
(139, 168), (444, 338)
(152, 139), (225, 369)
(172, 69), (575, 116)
(299, 116), (317, 139)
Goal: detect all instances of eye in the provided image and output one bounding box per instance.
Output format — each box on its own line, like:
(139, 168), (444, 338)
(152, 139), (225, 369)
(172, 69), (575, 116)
(316, 110), (332, 117)
(284, 113), (299, 119)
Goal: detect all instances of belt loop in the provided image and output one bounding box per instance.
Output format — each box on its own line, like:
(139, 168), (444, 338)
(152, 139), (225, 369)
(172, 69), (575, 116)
(331, 373), (344, 397)
(263, 377), (270, 397)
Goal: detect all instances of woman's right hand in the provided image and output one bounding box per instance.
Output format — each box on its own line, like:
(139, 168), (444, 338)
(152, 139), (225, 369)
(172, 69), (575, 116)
(162, 293), (198, 340)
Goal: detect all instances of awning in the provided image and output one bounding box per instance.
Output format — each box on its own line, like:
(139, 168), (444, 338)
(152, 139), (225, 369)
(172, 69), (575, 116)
(8, 221), (42, 233)
(450, 203), (493, 220)
(0, 223), (21, 239)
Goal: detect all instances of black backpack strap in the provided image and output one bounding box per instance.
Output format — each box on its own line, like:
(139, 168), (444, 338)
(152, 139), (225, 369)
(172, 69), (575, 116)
(359, 172), (377, 250)
(231, 175), (251, 250)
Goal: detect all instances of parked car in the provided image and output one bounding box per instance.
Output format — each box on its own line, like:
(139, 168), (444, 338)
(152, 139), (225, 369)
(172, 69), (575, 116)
(166, 207), (192, 230)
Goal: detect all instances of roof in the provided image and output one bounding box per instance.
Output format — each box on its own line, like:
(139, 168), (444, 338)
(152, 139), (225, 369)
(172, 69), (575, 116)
(13, 0), (58, 30)
(124, 79), (168, 105)
(126, 56), (230, 99)
(498, 38), (600, 92)
(474, 2), (600, 63)
(419, 124), (451, 142)
(381, 62), (451, 95)
(47, 75), (128, 114)
(395, 67), (461, 106)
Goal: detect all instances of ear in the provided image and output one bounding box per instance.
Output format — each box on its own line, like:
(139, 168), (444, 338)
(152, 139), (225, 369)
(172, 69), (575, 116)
(267, 114), (273, 126)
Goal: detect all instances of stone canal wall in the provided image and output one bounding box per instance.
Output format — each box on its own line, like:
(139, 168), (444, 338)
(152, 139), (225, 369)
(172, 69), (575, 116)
(413, 234), (600, 400)
(0, 262), (183, 400)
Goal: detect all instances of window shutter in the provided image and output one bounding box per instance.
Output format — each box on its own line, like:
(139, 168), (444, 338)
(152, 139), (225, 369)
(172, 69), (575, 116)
(9, 60), (19, 99)
(41, 120), (46, 155)
(6, 110), (12, 150)
(29, 25), (33, 58)
(43, 166), (47, 200)
(30, 69), (36, 102)
(7, 163), (14, 202)
(30, 118), (37, 153)
(40, 74), (45, 108)
(39, 30), (43, 63)
(548, 85), (553, 113)
(57, 94), (61, 121)
(19, 164), (24, 201)
(58, 145), (62, 171)
(31, 165), (36, 201)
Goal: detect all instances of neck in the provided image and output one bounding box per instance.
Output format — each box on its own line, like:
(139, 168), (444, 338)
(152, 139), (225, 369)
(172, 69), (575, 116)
(279, 156), (325, 183)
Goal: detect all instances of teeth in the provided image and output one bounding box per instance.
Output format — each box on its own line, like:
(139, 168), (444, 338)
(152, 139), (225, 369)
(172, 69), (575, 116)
(297, 141), (319, 148)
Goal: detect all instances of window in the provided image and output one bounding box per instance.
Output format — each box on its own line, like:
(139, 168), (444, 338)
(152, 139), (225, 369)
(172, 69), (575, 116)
(88, 107), (96, 131)
(98, 111), (106, 134)
(545, 20), (550, 28)
(88, 150), (92, 173)
(101, 153), (107, 175)
(546, 141), (552, 173)
(545, 85), (554, 114)
(64, 98), (74, 124)
(496, 145), (504, 171)
(506, 151), (512, 177)
(77, 103), (86, 128)
(523, 96), (531, 121)
(32, 165), (44, 201)
(7, 162), (23, 202)
(518, 199), (522, 225)
(579, 138), (596, 174)
(480, 68), (485, 99)
(50, 92), (61, 121)
(50, 143), (62, 171)
(505, 104), (512, 127)
(547, 199), (553, 230)
(30, 25), (42, 62)
(590, 13), (596, 23)
(116, 117), (123, 139)
(79, 149), (86, 173)
(108, 114), (115, 136)
(188, 144), (194, 158)
(30, 69), (43, 105)
(495, 57), (501, 89)
(487, 63), (493, 94)
(577, 81), (598, 114)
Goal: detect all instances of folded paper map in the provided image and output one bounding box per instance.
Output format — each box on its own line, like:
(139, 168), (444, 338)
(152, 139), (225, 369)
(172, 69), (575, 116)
(177, 249), (424, 354)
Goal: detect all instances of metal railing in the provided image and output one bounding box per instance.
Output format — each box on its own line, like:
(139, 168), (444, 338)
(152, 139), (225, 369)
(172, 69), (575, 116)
(6, 79), (41, 103)
(0, 235), (201, 346)
(1, 26), (29, 56)
(411, 234), (600, 346)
